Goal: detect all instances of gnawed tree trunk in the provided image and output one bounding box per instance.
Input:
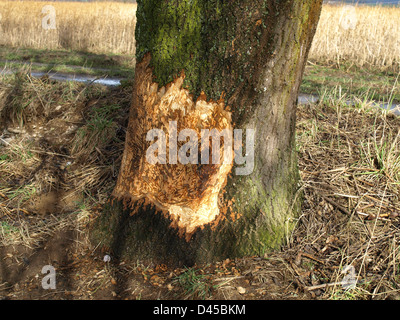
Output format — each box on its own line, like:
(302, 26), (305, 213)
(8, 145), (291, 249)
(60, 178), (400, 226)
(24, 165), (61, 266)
(91, 0), (323, 266)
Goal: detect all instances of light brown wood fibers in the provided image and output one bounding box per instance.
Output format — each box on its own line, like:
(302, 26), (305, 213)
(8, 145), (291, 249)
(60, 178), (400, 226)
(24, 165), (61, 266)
(113, 54), (233, 238)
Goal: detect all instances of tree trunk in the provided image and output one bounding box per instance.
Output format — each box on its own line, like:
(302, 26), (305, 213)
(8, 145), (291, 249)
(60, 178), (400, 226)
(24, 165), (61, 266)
(90, 0), (323, 267)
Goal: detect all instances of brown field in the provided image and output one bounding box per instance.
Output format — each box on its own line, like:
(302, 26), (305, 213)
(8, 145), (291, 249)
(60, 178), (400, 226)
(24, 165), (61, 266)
(0, 1), (137, 54)
(309, 4), (400, 71)
(0, 2), (399, 71)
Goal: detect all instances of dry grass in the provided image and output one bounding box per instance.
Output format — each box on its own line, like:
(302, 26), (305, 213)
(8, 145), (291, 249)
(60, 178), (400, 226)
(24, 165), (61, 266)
(291, 91), (400, 299)
(0, 1), (136, 54)
(0, 71), (130, 250)
(1, 2), (399, 73)
(310, 4), (400, 71)
(1, 71), (400, 299)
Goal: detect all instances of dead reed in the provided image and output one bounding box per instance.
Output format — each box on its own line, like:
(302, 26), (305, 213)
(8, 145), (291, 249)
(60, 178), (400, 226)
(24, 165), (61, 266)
(0, 1), (136, 54)
(309, 4), (400, 71)
(0, 2), (399, 72)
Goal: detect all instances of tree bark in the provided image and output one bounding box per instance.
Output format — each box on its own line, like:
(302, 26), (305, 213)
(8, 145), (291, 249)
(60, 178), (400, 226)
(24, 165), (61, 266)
(90, 0), (323, 267)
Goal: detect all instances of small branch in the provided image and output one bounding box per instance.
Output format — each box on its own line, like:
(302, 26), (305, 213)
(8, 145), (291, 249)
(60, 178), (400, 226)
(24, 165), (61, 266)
(305, 282), (342, 291)
(322, 195), (390, 221)
(321, 195), (351, 215)
(301, 252), (325, 265)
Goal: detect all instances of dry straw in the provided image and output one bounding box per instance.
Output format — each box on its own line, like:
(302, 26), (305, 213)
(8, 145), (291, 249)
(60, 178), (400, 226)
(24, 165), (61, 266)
(309, 4), (400, 71)
(0, 1), (137, 54)
(0, 2), (399, 72)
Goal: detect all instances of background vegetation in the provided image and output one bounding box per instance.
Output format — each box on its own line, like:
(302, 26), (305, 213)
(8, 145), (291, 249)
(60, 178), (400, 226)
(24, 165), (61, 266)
(0, 2), (399, 71)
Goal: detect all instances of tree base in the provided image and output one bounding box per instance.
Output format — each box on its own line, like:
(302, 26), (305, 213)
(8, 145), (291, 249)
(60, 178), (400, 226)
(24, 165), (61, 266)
(90, 200), (209, 267)
(90, 188), (301, 267)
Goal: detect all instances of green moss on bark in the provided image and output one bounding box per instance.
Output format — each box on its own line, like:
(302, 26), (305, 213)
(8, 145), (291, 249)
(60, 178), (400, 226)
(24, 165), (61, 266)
(135, 0), (284, 105)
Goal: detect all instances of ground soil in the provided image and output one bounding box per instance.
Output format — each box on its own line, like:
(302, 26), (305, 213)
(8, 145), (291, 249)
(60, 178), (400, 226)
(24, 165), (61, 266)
(1, 79), (400, 300)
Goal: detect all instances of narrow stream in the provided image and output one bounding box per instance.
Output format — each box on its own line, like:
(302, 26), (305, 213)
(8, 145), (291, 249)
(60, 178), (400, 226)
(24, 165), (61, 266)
(1, 68), (123, 87)
(30, 71), (123, 87)
(298, 93), (400, 116)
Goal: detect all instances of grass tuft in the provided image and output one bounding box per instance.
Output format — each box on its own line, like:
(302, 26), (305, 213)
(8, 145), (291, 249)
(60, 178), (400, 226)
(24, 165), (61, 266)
(173, 267), (216, 300)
